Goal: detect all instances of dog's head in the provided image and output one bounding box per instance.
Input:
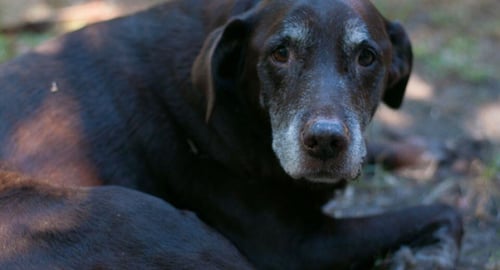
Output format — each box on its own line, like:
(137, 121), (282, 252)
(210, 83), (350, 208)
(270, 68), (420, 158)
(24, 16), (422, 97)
(192, 0), (412, 183)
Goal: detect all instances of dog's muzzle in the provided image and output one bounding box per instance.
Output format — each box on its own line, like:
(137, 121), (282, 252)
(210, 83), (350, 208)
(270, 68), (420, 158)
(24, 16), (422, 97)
(272, 114), (366, 184)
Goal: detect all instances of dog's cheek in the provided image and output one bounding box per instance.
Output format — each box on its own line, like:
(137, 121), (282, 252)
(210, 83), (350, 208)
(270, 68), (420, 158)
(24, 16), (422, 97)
(346, 121), (367, 175)
(355, 69), (386, 127)
(257, 84), (271, 109)
(270, 111), (304, 179)
(256, 62), (288, 109)
(265, 92), (304, 178)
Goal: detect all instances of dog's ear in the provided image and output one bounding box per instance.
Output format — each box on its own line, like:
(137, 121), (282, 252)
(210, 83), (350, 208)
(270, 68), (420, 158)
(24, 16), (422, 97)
(192, 19), (250, 122)
(383, 20), (413, 109)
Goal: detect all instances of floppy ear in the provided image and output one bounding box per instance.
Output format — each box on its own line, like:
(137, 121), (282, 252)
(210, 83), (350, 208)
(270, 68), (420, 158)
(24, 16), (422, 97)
(191, 19), (250, 122)
(383, 20), (413, 109)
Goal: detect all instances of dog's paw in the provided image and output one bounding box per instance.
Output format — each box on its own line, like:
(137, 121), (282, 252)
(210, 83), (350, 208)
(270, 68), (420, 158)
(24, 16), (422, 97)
(389, 228), (460, 270)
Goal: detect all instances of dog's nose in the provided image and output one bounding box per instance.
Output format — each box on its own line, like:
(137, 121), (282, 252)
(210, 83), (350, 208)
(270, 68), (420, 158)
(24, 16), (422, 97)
(301, 119), (349, 160)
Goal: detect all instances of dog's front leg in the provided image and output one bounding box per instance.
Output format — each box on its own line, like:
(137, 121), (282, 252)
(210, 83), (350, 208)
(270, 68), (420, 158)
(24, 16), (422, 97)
(302, 204), (463, 269)
(188, 174), (461, 269)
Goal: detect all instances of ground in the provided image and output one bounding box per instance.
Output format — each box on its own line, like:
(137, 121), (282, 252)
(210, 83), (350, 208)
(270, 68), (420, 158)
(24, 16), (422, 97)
(371, 1), (499, 268)
(0, 0), (498, 269)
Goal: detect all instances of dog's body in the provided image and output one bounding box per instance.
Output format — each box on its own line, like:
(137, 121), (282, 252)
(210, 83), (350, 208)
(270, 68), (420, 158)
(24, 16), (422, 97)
(0, 171), (253, 269)
(0, 0), (462, 269)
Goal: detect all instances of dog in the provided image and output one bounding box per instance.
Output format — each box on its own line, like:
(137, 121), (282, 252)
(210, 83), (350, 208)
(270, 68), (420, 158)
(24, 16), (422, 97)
(0, 0), (462, 269)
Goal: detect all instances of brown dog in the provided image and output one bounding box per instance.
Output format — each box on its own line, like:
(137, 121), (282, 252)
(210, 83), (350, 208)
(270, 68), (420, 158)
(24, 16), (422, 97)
(0, 0), (462, 269)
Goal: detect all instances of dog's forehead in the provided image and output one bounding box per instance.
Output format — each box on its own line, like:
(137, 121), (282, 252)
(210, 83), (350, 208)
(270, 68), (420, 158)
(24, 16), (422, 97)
(261, 0), (384, 48)
(257, 0), (384, 45)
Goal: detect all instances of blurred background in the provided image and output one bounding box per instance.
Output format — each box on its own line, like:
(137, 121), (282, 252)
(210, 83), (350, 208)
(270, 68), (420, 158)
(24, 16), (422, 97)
(0, 0), (498, 269)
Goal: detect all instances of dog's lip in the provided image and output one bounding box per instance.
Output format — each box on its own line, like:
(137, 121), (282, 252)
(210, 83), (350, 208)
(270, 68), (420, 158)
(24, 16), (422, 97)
(298, 164), (363, 183)
(301, 170), (344, 183)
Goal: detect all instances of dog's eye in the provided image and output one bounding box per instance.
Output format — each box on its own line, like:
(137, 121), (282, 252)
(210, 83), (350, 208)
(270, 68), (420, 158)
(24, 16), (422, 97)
(271, 46), (290, 63)
(357, 48), (376, 67)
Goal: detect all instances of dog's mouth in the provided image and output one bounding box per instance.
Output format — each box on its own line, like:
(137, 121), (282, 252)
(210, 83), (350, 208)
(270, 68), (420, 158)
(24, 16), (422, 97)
(271, 112), (367, 184)
(294, 157), (364, 184)
(274, 133), (367, 183)
(304, 171), (345, 183)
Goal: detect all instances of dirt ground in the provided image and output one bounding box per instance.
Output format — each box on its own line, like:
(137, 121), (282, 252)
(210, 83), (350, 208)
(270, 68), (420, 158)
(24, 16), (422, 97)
(370, 1), (499, 269)
(0, 0), (499, 269)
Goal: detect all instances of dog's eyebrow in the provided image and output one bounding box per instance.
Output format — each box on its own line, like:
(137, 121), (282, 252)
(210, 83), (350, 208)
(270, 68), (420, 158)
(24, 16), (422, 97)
(343, 18), (371, 49)
(280, 18), (312, 45)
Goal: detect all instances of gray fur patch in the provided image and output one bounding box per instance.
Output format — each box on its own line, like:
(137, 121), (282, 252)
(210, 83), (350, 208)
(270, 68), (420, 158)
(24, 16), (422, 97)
(343, 18), (370, 50)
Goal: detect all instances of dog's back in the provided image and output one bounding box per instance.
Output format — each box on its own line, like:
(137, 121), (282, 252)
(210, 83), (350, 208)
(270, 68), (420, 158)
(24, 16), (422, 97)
(0, 0), (255, 189)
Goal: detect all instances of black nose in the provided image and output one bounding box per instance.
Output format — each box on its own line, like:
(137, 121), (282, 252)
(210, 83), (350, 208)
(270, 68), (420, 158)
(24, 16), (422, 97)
(301, 118), (349, 160)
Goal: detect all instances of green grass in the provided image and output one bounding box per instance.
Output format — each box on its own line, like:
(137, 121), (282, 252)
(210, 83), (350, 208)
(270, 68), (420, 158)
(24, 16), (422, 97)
(0, 32), (52, 63)
(483, 153), (500, 183)
(486, 249), (500, 269)
(0, 34), (13, 62)
(415, 36), (495, 83)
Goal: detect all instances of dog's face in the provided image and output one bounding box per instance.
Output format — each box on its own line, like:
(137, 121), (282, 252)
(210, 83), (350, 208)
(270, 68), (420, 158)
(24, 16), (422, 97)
(193, 0), (412, 184)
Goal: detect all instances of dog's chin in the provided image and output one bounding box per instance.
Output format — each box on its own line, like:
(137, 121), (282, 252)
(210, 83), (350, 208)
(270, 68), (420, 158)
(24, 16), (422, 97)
(304, 175), (346, 184)
(286, 166), (362, 184)
(276, 150), (365, 184)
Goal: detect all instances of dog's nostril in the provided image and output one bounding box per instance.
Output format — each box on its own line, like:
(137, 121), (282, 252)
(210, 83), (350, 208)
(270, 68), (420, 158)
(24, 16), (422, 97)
(303, 136), (318, 149)
(302, 119), (349, 159)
